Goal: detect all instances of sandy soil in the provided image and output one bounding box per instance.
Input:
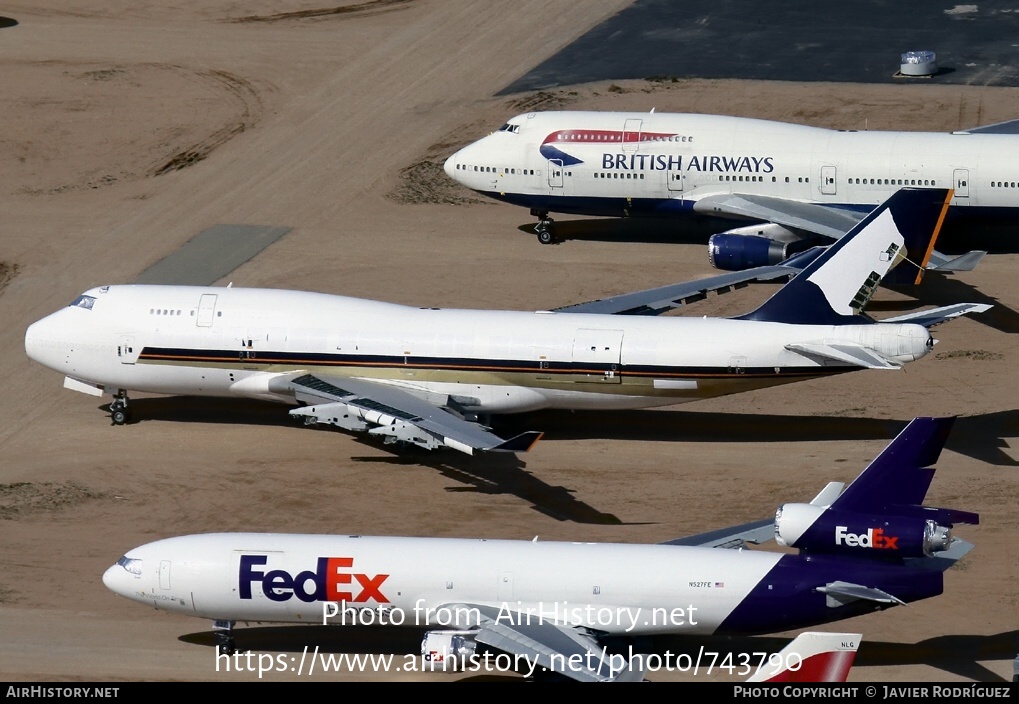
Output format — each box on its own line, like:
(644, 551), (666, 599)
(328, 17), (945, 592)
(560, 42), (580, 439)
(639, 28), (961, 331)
(0, 0), (1015, 683)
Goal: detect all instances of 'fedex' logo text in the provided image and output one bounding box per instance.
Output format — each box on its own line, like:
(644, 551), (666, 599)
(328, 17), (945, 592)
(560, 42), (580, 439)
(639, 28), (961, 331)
(834, 526), (899, 549)
(239, 555), (390, 603)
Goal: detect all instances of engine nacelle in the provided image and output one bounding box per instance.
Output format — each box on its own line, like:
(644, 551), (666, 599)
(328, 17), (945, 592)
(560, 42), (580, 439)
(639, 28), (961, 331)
(421, 630), (478, 670)
(708, 225), (797, 270)
(775, 503), (953, 558)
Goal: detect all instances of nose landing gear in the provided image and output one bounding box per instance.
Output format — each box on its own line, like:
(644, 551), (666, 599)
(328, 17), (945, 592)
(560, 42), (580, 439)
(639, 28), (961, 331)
(532, 210), (560, 245)
(110, 392), (132, 425)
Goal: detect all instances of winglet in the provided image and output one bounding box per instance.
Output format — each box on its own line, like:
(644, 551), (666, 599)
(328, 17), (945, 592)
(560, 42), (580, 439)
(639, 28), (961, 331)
(490, 431), (544, 453)
(746, 632), (861, 682)
(741, 188), (953, 324)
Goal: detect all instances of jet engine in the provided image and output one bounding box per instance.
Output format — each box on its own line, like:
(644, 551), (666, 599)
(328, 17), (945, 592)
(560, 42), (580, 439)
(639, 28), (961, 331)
(774, 503), (956, 558)
(707, 224), (801, 270)
(421, 630), (479, 670)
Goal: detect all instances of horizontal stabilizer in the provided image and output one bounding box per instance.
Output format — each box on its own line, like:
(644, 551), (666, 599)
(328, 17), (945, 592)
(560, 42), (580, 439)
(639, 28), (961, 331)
(881, 302), (992, 328)
(927, 249), (986, 272)
(661, 518), (775, 548)
(905, 537), (975, 572)
(818, 580), (905, 606)
(786, 342), (900, 369)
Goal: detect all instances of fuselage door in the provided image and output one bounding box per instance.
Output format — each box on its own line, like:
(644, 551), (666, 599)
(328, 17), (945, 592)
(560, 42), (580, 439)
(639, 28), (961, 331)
(820, 165), (837, 195)
(159, 560), (171, 590)
(572, 328), (624, 383)
(118, 335), (139, 364)
(953, 168), (970, 198)
(622, 119), (643, 154)
(547, 158), (564, 189)
(667, 165), (684, 192)
(196, 294), (218, 327)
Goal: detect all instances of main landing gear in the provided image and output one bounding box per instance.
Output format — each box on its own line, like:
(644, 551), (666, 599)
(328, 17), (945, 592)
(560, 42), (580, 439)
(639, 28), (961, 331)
(109, 392), (132, 425)
(532, 209), (560, 245)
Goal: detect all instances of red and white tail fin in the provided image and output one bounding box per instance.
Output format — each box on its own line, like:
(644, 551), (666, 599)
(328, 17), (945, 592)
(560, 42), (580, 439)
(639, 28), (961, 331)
(746, 632), (861, 682)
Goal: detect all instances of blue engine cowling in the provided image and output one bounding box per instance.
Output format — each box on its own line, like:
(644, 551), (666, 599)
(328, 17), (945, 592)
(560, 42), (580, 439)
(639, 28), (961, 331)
(708, 233), (791, 270)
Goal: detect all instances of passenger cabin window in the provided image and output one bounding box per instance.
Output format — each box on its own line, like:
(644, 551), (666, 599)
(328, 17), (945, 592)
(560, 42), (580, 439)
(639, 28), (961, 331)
(69, 295), (96, 310)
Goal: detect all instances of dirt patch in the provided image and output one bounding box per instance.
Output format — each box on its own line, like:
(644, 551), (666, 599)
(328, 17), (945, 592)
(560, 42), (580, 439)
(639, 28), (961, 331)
(0, 262), (19, 296)
(232, 0), (415, 23)
(388, 89), (583, 204)
(935, 349), (1005, 361)
(3, 62), (264, 195)
(388, 160), (489, 205)
(152, 69), (262, 176)
(0, 481), (110, 520)
(506, 89), (581, 112)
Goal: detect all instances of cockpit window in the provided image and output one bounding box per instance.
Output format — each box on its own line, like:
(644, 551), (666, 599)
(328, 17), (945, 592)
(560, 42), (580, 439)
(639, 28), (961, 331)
(117, 556), (142, 576)
(69, 295), (97, 310)
(498, 123), (521, 134)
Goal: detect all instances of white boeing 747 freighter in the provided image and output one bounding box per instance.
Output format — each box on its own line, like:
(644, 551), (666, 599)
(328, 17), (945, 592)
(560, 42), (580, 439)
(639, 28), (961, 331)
(25, 189), (988, 455)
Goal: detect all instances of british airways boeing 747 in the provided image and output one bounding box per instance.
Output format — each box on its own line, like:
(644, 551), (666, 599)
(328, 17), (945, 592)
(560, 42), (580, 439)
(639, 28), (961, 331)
(444, 110), (1004, 274)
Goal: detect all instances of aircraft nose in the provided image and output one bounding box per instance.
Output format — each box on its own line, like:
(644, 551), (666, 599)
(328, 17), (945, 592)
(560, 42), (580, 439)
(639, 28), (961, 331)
(443, 151), (458, 180)
(102, 563), (128, 596)
(24, 317), (58, 369)
(103, 556), (145, 599)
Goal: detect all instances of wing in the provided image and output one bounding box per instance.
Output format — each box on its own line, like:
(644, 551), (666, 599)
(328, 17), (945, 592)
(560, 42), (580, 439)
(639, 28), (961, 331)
(692, 191), (984, 277)
(553, 266), (796, 316)
(694, 192), (864, 239)
(956, 118), (1019, 135)
(462, 604), (645, 682)
(280, 373), (542, 455)
(660, 518), (775, 548)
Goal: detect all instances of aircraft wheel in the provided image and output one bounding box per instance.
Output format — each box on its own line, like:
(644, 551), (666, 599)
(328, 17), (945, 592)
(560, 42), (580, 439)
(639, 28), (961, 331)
(111, 408), (131, 425)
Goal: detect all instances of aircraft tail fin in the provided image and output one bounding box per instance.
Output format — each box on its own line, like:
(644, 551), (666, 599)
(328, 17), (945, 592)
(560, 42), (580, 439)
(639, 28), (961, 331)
(741, 188), (953, 324)
(881, 189), (953, 286)
(831, 416), (955, 513)
(746, 632), (861, 682)
(773, 417), (978, 561)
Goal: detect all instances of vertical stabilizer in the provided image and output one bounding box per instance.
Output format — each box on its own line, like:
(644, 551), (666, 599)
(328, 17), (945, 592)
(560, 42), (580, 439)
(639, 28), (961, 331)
(832, 416), (954, 513)
(741, 188), (953, 325)
(747, 632), (861, 682)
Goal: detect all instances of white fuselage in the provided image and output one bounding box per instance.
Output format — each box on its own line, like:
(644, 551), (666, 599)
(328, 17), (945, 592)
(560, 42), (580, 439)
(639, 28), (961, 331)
(24, 285), (931, 413)
(444, 111), (1019, 222)
(102, 533), (781, 636)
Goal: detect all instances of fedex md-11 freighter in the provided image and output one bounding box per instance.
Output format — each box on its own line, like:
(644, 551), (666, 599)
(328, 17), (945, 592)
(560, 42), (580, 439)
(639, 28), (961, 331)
(444, 109), (1008, 273)
(102, 417), (972, 682)
(25, 189), (988, 455)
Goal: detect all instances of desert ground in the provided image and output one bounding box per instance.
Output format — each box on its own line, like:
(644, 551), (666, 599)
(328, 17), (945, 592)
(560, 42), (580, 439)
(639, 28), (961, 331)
(0, 0), (1015, 682)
